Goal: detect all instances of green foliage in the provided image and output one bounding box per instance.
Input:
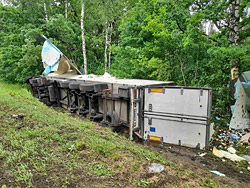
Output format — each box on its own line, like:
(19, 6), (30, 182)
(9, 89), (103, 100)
(0, 3), (44, 83)
(95, 163), (113, 176)
(0, 0), (134, 80)
(133, 178), (149, 186)
(199, 178), (222, 188)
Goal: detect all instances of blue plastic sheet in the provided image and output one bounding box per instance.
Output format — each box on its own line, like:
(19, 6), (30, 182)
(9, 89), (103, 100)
(215, 117), (221, 121)
(231, 134), (239, 140)
(210, 170), (226, 177)
(41, 35), (64, 75)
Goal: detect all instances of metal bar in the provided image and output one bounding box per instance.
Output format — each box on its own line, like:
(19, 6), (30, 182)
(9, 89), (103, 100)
(141, 88), (145, 139)
(144, 112), (208, 121)
(103, 93), (107, 122)
(66, 89), (70, 108)
(129, 88), (134, 140)
(143, 110), (209, 119)
(205, 89), (212, 149)
(111, 84), (114, 125)
(119, 99), (122, 120)
(143, 116), (207, 125)
(63, 55), (82, 75)
(88, 96), (92, 117)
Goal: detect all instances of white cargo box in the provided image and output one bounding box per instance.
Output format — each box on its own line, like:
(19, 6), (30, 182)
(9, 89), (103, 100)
(140, 87), (212, 149)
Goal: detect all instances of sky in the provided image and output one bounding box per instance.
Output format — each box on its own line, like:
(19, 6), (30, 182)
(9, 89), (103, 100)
(0, 0), (8, 6)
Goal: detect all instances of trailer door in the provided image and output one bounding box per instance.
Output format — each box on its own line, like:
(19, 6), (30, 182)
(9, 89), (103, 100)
(143, 87), (212, 149)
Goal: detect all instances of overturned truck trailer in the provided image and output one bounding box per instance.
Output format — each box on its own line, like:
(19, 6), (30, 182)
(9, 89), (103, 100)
(26, 35), (213, 149)
(26, 72), (213, 149)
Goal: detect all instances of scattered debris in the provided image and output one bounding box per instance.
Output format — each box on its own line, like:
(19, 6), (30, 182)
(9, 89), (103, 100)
(241, 133), (250, 145)
(212, 147), (245, 162)
(147, 163), (165, 173)
(230, 133), (240, 141)
(211, 126), (250, 174)
(199, 152), (207, 157)
(216, 117), (221, 121)
(12, 113), (26, 119)
(212, 147), (225, 158)
(211, 128), (250, 148)
(210, 170), (226, 177)
(227, 146), (236, 154)
(242, 155), (250, 162)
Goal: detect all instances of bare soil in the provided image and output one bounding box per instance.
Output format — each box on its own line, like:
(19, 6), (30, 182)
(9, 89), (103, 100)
(145, 142), (250, 187)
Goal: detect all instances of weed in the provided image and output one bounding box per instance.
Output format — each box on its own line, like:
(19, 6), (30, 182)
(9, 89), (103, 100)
(95, 163), (113, 177)
(75, 140), (86, 151)
(98, 185), (106, 188)
(185, 170), (198, 177)
(133, 178), (149, 186)
(15, 163), (33, 187)
(130, 162), (140, 173)
(95, 141), (116, 157)
(200, 178), (222, 188)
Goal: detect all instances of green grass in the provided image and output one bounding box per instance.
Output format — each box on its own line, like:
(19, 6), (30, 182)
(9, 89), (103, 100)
(0, 81), (223, 188)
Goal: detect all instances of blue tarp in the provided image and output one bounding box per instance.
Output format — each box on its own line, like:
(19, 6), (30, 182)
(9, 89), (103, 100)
(41, 35), (63, 75)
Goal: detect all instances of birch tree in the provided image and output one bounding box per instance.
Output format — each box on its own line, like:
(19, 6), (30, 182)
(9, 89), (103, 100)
(104, 21), (108, 73)
(229, 0), (241, 98)
(108, 23), (113, 70)
(43, 0), (48, 22)
(81, 0), (87, 75)
(104, 22), (113, 72)
(65, 0), (67, 18)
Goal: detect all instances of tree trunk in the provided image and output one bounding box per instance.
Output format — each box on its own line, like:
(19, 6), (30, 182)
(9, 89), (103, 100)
(108, 23), (113, 70)
(65, 0), (68, 19)
(81, 0), (87, 75)
(104, 21), (108, 73)
(43, 0), (48, 22)
(194, 48), (199, 85)
(229, 0), (240, 45)
(180, 62), (186, 86)
(229, 0), (240, 99)
(177, 54), (186, 86)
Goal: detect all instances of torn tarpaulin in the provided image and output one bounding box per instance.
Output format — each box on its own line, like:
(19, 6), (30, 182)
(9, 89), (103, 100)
(41, 35), (70, 75)
(41, 36), (63, 75)
(230, 71), (250, 130)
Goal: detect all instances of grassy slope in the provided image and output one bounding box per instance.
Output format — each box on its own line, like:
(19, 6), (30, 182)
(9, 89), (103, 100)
(0, 82), (221, 188)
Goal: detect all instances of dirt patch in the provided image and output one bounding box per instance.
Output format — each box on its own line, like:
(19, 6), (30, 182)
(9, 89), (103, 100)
(149, 143), (250, 187)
